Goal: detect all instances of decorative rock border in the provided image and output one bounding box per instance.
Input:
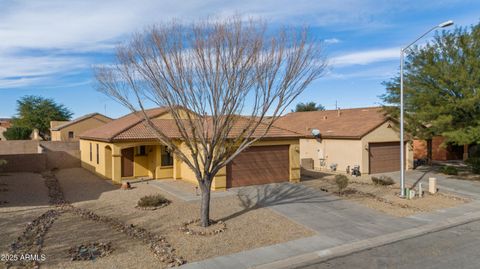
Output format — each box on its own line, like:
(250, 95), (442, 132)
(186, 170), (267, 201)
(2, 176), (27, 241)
(135, 201), (171, 211)
(68, 241), (113, 261)
(6, 209), (62, 268)
(179, 219), (227, 236)
(4, 170), (186, 268)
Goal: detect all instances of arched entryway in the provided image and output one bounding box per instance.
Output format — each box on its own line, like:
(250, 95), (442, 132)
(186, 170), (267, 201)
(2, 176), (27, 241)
(105, 146), (112, 179)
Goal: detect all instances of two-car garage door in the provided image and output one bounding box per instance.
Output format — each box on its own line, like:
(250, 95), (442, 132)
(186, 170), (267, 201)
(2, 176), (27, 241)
(369, 142), (401, 174)
(226, 145), (290, 188)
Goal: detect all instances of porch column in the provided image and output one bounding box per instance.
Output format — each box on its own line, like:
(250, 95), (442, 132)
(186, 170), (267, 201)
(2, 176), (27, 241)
(112, 146), (122, 184)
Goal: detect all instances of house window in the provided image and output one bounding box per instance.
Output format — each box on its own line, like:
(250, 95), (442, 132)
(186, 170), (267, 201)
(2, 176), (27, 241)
(161, 146), (173, 166)
(137, 146), (146, 156)
(89, 143), (92, 162)
(68, 131), (74, 139)
(96, 144), (99, 164)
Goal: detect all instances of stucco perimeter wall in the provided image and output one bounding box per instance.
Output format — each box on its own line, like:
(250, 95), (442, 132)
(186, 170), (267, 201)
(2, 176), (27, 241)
(178, 139), (301, 190)
(0, 140), (40, 155)
(361, 121), (414, 173)
(300, 138), (363, 173)
(51, 115), (112, 142)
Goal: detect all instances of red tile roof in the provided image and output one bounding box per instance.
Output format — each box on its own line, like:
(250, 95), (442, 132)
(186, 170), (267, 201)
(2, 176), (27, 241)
(274, 107), (389, 139)
(80, 107), (302, 142)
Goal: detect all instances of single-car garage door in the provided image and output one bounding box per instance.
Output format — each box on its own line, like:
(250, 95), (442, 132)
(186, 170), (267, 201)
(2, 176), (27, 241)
(369, 142), (401, 174)
(226, 145), (290, 188)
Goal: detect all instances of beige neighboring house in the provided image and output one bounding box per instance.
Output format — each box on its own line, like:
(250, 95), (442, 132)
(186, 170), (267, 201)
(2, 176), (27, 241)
(0, 118), (12, 141)
(51, 113), (112, 142)
(274, 107), (414, 175)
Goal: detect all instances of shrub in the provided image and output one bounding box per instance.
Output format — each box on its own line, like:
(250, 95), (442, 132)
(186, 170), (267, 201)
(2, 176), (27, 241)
(137, 194), (170, 208)
(371, 176), (395, 186)
(440, 165), (458, 175)
(466, 157), (480, 174)
(335, 174), (349, 193)
(0, 160), (6, 166)
(3, 126), (32, 140)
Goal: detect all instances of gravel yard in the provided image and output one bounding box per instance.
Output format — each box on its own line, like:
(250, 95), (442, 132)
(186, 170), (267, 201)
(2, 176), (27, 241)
(1, 168), (314, 268)
(55, 168), (314, 263)
(302, 172), (470, 217)
(0, 173), (51, 255)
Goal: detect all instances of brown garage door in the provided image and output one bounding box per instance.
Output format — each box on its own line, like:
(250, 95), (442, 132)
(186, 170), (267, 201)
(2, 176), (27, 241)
(226, 145), (289, 188)
(369, 142), (401, 174)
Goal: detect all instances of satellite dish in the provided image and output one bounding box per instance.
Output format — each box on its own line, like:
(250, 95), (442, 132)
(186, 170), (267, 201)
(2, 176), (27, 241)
(311, 128), (321, 138)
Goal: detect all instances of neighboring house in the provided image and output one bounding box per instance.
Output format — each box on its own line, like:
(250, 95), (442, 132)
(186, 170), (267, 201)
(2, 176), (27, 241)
(414, 136), (471, 161)
(50, 113), (112, 141)
(0, 118), (12, 141)
(274, 107), (414, 175)
(78, 107), (301, 189)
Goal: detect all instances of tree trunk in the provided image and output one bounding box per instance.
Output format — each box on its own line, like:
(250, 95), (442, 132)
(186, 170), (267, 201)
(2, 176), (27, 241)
(199, 178), (213, 227)
(427, 138), (433, 165)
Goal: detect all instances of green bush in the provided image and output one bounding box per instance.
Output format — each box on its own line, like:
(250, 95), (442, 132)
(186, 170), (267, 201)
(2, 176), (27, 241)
(335, 174), (349, 193)
(137, 194), (170, 208)
(466, 157), (480, 174)
(440, 165), (458, 175)
(371, 175), (395, 186)
(3, 126), (32, 140)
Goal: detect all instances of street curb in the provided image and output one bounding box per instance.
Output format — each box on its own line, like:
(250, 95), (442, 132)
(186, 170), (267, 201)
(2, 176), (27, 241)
(253, 210), (480, 269)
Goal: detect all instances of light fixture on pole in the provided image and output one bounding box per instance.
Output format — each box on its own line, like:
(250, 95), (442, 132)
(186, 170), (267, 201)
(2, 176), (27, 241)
(399, 20), (453, 197)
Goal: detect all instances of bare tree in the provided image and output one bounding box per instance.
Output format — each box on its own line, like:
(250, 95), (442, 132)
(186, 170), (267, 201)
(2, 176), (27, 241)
(95, 18), (326, 227)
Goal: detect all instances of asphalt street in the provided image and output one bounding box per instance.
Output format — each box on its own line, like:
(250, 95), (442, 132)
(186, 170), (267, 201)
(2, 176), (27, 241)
(297, 220), (480, 269)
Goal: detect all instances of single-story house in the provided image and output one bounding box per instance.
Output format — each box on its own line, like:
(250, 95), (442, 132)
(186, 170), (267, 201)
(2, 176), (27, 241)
(50, 113), (112, 141)
(78, 107), (302, 190)
(414, 136), (473, 161)
(0, 118), (12, 141)
(274, 107), (414, 174)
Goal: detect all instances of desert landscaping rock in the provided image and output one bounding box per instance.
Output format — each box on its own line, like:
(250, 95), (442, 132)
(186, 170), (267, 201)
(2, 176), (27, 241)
(6, 209), (62, 268)
(179, 219), (227, 236)
(68, 241), (113, 261)
(302, 173), (470, 217)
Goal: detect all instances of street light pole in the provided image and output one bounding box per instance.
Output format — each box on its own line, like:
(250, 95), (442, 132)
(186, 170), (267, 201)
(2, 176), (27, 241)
(399, 20), (453, 197)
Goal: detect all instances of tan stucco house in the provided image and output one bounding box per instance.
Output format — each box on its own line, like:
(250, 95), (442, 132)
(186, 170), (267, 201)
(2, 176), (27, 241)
(78, 107), (302, 190)
(274, 107), (414, 175)
(50, 113), (112, 141)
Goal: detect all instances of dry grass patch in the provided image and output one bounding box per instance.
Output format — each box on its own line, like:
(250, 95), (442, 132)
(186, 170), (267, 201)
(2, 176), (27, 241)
(302, 174), (470, 217)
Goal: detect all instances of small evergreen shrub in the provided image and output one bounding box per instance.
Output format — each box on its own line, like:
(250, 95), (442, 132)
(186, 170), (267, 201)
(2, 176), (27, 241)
(371, 176), (395, 186)
(335, 174), (349, 193)
(466, 157), (480, 174)
(440, 166), (458, 175)
(137, 194), (170, 208)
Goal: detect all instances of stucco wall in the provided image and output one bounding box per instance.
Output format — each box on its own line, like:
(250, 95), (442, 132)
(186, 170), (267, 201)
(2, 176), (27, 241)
(300, 121), (413, 174)
(80, 140), (174, 182)
(0, 140), (40, 154)
(300, 138), (362, 173)
(52, 115), (112, 142)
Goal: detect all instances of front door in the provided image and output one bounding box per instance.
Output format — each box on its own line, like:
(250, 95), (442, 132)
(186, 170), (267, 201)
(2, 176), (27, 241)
(121, 147), (134, 177)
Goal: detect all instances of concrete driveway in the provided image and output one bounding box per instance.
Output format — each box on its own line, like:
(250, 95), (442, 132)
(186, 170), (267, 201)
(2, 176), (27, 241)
(375, 166), (480, 200)
(229, 183), (421, 241)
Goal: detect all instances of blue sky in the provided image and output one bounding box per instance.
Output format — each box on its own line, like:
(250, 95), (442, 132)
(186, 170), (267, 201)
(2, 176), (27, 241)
(0, 0), (478, 119)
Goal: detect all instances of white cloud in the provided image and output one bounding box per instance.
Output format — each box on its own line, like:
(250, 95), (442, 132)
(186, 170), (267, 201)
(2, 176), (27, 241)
(324, 38), (341, 44)
(331, 48), (399, 66)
